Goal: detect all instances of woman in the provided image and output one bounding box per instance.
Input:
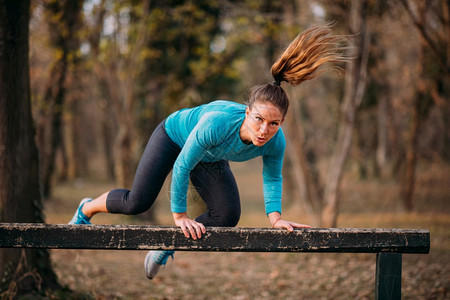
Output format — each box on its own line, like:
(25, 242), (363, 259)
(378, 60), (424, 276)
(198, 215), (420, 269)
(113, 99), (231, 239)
(69, 24), (348, 279)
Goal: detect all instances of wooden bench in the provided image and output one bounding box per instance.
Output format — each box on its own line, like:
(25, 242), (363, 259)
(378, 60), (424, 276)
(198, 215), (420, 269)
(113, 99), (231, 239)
(0, 223), (430, 299)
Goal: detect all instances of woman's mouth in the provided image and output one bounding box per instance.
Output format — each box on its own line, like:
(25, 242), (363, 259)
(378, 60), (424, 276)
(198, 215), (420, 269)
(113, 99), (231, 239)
(256, 136), (266, 143)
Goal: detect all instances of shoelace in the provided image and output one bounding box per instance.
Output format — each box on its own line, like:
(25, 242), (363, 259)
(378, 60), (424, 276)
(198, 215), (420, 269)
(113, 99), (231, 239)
(77, 211), (91, 224)
(70, 199), (92, 224)
(153, 251), (175, 265)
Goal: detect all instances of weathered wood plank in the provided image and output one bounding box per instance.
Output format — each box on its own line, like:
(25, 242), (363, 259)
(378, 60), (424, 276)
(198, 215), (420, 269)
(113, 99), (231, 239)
(375, 253), (402, 300)
(0, 223), (430, 253)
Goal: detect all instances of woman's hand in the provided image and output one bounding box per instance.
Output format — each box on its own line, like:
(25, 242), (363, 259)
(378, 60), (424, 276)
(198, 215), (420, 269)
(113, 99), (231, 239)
(268, 212), (311, 232)
(173, 212), (206, 240)
(272, 219), (311, 231)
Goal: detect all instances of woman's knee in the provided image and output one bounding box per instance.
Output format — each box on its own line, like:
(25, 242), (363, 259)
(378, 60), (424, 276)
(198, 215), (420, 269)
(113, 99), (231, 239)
(107, 189), (153, 215)
(123, 200), (151, 215)
(125, 192), (157, 215)
(213, 206), (241, 227)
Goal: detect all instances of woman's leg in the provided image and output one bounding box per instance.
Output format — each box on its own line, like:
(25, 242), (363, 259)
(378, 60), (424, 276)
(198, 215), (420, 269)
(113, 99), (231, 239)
(82, 192), (108, 218)
(190, 160), (241, 227)
(82, 121), (180, 218)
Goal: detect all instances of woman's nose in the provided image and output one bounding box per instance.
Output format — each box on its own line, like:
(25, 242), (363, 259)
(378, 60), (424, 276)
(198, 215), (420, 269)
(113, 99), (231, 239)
(260, 123), (269, 134)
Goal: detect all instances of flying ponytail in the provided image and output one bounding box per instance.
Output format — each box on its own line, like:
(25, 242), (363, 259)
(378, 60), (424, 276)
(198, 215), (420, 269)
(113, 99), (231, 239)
(271, 23), (349, 86)
(246, 23), (350, 116)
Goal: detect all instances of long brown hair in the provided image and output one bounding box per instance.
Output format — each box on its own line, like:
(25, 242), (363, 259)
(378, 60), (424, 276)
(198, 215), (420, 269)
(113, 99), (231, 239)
(246, 23), (350, 116)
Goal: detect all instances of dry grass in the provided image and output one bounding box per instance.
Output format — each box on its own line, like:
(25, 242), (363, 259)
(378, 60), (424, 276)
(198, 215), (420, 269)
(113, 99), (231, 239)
(40, 161), (450, 299)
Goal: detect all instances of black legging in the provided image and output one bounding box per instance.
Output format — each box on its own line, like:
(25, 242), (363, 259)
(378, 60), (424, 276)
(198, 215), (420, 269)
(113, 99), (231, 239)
(106, 120), (241, 227)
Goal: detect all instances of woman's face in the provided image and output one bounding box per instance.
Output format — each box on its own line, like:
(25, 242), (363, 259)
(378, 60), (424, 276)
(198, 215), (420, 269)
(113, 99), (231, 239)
(240, 101), (285, 147)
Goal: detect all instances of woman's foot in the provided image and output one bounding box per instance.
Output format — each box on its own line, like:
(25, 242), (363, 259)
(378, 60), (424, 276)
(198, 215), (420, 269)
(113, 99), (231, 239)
(69, 198), (93, 224)
(144, 250), (175, 279)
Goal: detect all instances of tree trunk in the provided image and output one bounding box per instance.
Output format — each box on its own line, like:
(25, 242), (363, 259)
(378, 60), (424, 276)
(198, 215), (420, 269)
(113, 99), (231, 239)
(63, 73), (90, 181)
(100, 99), (117, 181)
(321, 0), (370, 227)
(376, 95), (388, 176)
(0, 0), (59, 296)
(86, 1), (116, 181)
(402, 93), (420, 211)
(114, 124), (135, 189)
(284, 98), (322, 226)
(401, 46), (429, 212)
(399, 0), (449, 211)
(37, 0), (83, 199)
(37, 49), (68, 198)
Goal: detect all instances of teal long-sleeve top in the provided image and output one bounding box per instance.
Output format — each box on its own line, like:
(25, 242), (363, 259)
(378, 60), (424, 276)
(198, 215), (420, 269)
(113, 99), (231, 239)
(164, 100), (286, 215)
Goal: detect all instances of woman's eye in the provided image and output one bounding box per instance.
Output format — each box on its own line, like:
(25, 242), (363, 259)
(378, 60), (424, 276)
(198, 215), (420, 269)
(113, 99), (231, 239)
(255, 116), (262, 122)
(271, 122), (279, 126)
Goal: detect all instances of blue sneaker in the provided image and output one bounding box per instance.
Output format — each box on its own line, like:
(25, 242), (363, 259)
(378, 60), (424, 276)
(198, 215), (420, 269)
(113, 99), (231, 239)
(69, 198), (93, 225)
(144, 250), (175, 279)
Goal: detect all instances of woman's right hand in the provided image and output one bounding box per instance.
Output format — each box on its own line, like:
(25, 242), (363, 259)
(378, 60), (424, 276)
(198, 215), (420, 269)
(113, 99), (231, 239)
(172, 212), (206, 240)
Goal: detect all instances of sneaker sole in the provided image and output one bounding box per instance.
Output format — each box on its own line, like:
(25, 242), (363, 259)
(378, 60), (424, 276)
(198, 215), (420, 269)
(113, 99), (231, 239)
(144, 251), (160, 279)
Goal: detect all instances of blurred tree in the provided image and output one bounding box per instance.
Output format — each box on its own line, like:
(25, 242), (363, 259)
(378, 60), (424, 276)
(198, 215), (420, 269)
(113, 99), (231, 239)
(284, 92), (323, 225)
(399, 0), (450, 211)
(321, 0), (370, 227)
(139, 0), (241, 115)
(59, 62), (91, 181)
(86, 0), (153, 189)
(0, 0), (59, 296)
(282, 1), (324, 225)
(35, 0), (84, 199)
(82, 0), (117, 181)
(351, 2), (392, 180)
(282, 0), (369, 227)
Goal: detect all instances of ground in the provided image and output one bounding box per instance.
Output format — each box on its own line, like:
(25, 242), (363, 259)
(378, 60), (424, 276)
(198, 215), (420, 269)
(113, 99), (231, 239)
(40, 161), (449, 299)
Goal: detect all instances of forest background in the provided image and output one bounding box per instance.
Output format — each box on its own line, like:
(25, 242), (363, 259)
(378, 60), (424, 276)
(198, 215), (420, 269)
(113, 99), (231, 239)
(0, 0), (449, 299)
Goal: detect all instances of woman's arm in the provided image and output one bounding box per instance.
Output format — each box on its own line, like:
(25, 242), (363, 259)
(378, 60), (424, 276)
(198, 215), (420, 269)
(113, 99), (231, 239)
(170, 114), (223, 238)
(170, 135), (208, 239)
(263, 132), (310, 230)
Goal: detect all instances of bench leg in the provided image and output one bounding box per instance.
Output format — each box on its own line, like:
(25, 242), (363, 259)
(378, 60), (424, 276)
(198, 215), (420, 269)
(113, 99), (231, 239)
(375, 253), (402, 300)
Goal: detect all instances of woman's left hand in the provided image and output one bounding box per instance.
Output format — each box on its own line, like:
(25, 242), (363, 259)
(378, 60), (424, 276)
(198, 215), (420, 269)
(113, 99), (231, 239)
(272, 218), (311, 231)
(268, 211), (310, 231)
